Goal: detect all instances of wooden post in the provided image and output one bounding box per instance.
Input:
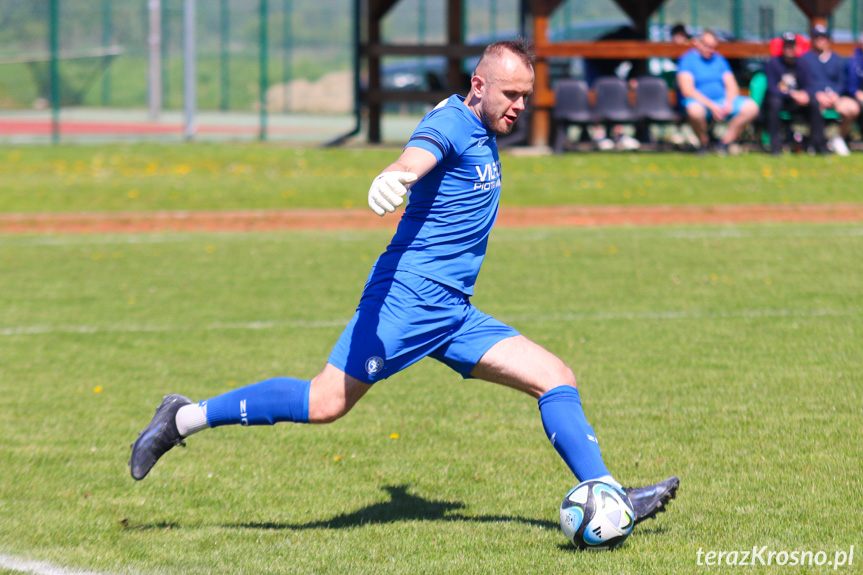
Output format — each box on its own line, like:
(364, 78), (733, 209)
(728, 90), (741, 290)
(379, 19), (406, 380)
(530, 0), (552, 147)
(368, 11), (382, 143)
(447, 0), (463, 93)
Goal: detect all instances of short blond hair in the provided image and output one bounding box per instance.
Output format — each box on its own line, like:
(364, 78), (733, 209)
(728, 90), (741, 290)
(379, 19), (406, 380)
(475, 38), (535, 73)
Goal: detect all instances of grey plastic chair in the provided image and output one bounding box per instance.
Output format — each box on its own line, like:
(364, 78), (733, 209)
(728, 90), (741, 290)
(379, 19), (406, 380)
(552, 79), (593, 153)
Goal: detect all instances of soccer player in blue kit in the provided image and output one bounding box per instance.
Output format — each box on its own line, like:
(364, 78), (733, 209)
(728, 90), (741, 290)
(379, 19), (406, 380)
(130, 39), (678, 526)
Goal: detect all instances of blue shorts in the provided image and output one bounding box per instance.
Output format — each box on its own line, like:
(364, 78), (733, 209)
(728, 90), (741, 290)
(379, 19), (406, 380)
(328, 268), (519, 384)
(683, 95), (751, 120)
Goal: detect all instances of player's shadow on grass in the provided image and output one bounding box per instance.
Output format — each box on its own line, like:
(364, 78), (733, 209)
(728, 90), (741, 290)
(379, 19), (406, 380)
(228, 485), (558, 531)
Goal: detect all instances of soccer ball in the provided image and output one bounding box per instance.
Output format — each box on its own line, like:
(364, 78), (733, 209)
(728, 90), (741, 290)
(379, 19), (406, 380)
(560, 480), (635, 550)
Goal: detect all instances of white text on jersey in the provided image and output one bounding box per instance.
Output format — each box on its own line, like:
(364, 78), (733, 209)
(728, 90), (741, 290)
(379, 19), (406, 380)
(474, 161), (502, 191)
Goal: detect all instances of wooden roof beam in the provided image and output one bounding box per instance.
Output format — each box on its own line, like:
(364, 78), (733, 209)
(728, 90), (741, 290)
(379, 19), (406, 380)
(369, 0), (400, 21)
(612, 0), (668, 32)
(791, 0), (847, 23)
(531, 0), (566, 18)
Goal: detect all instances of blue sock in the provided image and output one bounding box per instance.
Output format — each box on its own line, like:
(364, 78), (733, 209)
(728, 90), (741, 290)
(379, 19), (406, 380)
(203, 377), (310, 427)
(538, 385), (611, 482)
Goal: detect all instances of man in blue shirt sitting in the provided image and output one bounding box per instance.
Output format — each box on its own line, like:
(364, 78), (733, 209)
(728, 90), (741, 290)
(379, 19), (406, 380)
(801, 24), (860, 155)
(677, 30), (760, 154)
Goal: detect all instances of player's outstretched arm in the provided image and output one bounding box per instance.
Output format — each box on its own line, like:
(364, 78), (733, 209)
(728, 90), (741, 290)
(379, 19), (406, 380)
(367, 146), (438, 216)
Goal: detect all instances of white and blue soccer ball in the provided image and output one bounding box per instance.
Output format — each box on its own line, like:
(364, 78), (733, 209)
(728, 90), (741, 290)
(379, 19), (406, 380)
(560, 479), (635, 550)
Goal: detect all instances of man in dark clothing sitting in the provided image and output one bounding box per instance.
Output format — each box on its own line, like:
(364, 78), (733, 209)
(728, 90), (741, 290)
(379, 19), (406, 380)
(765, 32), (823, 154)
(800, 24), (860, 155)
(847, 35), (863, 130)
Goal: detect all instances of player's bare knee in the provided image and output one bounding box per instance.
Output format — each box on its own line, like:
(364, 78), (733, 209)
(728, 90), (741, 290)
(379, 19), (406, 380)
(307, 390), (355, 423)
(308, 401), (349, 424)
(537, 363), (576, 394)
(556, 364), (577, 389)
(307, 365), (369, 423)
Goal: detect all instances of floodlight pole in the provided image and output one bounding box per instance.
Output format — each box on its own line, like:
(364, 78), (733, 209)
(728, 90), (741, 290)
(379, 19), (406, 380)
(259, 0), (269, 141)
(853, 0), (859, 39)
(101, 0), (113, 106)
(220, 0), (230, 111)
(322, 0), (361, 147)
(732, 0), (743, 39)
(418, 0), (426, 80)
(282, 0), (292, 113)
(183, 0), (197, 140)
(519, 0), (528, 37)
(148, 0), (162, 121)
(490, 0), (496, 38)
(49, 0), (59, 144)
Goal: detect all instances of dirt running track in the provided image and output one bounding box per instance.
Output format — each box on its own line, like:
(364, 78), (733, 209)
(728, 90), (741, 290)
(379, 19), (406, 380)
(1, 204), (863, 234)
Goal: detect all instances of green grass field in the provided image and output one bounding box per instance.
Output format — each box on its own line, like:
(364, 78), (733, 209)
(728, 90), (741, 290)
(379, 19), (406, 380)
(1, 146), (861, 574)
(3, 145), (863, 212)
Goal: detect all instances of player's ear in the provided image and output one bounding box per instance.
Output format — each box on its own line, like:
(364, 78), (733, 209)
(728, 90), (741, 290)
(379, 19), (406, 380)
(470, 74), (485, 98)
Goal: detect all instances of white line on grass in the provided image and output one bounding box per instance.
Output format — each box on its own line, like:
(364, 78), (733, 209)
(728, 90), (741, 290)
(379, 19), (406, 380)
(0, 318), (346, 336)
(0, 553), (114, 575)
(0, 225), (862, 247)
(0, 231), (380, 247)
(503, 308), (850, 323)
(0, 309), (852, 337)
(0, 234), (200, 247)
(491, 225), (863, 243)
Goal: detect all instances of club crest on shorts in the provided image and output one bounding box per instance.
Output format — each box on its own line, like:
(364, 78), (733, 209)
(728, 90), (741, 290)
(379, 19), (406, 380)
(365, 356), (384, 375)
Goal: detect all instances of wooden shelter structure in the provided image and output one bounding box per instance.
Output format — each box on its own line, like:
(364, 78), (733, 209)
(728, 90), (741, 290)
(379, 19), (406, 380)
(362, 0), (858, 145)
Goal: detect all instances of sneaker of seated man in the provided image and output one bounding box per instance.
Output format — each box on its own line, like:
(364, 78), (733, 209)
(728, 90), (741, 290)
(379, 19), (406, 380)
(676, 30), (760, 152)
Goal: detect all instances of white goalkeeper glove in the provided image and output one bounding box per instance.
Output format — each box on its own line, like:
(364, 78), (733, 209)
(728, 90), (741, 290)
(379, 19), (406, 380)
(368, 171), (418, 217)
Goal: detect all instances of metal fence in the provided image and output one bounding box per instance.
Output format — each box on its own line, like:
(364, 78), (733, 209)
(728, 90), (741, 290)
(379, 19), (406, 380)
(0, 0), (358, 143)
(654, 0), (861, 41)
(0, 0), (861, 143)
(0, 0), (356, 110)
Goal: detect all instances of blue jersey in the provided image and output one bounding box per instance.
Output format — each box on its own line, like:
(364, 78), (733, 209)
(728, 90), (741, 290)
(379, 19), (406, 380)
(374, 95), (500, 296)
(677, 48), (732, 103)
